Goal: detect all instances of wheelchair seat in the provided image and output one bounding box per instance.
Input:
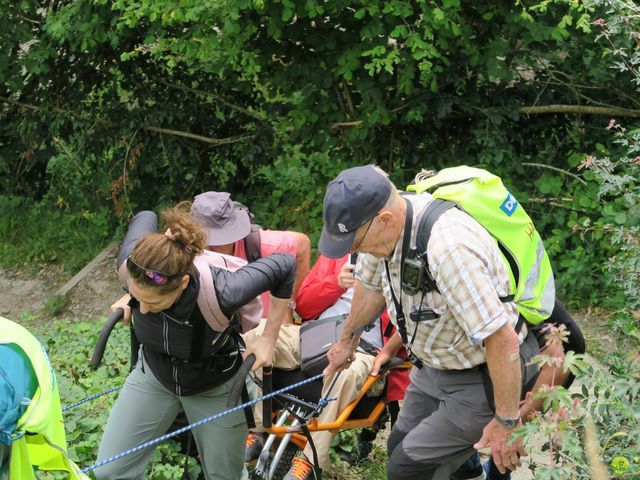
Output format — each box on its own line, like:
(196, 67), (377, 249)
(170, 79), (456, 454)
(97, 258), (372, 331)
(272, 368), (323, 404)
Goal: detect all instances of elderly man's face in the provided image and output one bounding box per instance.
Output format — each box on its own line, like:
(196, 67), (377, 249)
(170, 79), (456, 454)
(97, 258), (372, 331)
(350, 211), (398, 258)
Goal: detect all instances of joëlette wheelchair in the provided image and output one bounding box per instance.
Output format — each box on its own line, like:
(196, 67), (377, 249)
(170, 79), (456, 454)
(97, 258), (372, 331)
(92, 309), (410, 480)
(227, 354), (410, 480)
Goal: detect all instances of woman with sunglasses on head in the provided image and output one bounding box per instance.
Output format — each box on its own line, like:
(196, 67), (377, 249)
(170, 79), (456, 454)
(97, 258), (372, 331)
(94, 207), (295, 480)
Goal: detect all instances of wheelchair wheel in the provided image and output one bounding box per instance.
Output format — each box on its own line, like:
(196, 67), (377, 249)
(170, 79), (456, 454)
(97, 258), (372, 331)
(271, 443), (299, 480)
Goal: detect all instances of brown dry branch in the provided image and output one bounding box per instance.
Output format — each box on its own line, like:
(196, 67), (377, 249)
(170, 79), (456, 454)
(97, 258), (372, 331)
(522, 162), (587, 185)
(520, 104), (640, 117)
(583, 417), (611, 480)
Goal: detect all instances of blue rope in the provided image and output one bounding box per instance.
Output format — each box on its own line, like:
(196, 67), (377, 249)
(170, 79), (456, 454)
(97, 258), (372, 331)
(81, 372), (328, 474)
(62, 385), (124, 412)
(317, 397), (336, 409)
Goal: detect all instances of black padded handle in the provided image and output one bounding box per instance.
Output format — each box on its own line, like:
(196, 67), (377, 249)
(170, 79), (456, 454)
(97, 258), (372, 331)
(377, 357), (406, 376)
(262, 365), (273, 428)
(90, 309), (124, 368)
(227, 353), (256, 408)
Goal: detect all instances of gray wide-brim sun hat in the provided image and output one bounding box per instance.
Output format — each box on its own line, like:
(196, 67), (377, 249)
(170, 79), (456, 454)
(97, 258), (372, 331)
(190, 191), (251, 246)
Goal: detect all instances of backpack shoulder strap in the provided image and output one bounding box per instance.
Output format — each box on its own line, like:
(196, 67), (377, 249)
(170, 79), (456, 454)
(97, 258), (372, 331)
(194, 252), (264, 333)
(193, 254), (232, 332)
(415, 199), (457, 289)
(244, 225), (262, 263)
(415, 198), (457, 253)
(415, 198), (516, 305)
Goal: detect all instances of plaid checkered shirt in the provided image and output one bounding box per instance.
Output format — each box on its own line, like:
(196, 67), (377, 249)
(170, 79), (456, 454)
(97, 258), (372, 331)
(356, 193), (525, 370)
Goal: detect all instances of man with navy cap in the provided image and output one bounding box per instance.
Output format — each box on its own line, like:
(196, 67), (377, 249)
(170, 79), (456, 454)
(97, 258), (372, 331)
(320, 165), (541, 480)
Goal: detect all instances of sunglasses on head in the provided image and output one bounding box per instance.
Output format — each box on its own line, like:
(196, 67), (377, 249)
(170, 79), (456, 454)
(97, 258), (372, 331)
(127, 256), (179, 285)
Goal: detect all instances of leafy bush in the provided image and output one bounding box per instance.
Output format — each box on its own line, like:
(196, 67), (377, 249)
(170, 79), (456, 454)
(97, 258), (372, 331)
(512, 348), (639, 480)
(1, 0), (636, 305)
(577, 0), (640, 315)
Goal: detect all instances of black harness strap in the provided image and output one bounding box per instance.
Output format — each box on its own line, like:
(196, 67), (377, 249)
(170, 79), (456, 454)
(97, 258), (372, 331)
(300, 423), (322, 480)
(240, 383), (256, 430)
(384, 198), (428, 368)
(414, 198), (456, 292)
(384, 197), (414, 348)
(244, 225), (262, 263)
(415, 198), (516, 304)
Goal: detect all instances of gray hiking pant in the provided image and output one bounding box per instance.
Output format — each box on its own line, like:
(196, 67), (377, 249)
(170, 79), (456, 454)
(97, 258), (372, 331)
(387, 332), (540, 480)
(94, 357), (250, 480)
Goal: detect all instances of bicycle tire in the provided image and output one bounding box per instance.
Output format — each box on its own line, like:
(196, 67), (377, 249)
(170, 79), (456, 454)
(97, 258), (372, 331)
(271, 443), (300, 480)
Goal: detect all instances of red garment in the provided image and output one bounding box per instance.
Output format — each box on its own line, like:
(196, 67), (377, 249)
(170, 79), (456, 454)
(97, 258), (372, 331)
(295, 255), (409, 401)
(379, 310), (410, 402)
(295, 254), (348, 321)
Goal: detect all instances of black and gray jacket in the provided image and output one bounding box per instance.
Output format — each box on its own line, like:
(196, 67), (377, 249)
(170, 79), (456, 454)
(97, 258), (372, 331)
(117, 211), (295, 396)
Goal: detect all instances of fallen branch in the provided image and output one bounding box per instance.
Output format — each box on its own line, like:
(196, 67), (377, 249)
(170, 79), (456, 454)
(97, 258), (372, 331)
(145, 126), (254, 146)
(583, 417), (610, 480)
(526, 197), (591, 214)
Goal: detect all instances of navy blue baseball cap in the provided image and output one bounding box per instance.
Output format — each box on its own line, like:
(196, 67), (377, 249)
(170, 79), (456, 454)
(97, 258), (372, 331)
(319, 165), (392, 258)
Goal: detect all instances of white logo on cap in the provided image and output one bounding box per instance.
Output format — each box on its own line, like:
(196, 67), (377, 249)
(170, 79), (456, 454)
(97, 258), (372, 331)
(338, 223), (348, 233)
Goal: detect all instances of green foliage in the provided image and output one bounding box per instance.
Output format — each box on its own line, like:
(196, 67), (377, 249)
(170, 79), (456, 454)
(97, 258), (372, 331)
(0, 195), (116, 272)
(571, 0), (640, 315)
(44, 294), (67, 317)
(578, 123), (640, 311)
(509, 331), (640, 479)
(327, 441), (388, 480)
(0, 0), (636, 303)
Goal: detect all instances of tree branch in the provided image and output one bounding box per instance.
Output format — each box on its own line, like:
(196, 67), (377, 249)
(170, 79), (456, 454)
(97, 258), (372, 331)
(520, 104), (640, 117)
(330, 103), (640, 128)
(527, 197), (587, 213)
(522, 162), (587, 185)
(331, 120), (363, 128)
(340, 80), (357, 119)
(156, 80), (267, 122)
(0, 96), (253, 146)
(145, 126), (254, 145)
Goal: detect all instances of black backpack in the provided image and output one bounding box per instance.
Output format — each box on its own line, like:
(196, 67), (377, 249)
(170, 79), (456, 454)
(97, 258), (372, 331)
(233, 201), (262, 263)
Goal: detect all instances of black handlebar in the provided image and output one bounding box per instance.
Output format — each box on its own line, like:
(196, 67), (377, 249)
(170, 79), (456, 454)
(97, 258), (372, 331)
(262, 365), (273, 428)
(377, 356), (406, 375)
(90, 309), (124, 368)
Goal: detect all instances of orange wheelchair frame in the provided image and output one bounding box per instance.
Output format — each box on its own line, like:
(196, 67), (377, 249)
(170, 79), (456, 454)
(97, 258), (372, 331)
(247, 359), (411, 480)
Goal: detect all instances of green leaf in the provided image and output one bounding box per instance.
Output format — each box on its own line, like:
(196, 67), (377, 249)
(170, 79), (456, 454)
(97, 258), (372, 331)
(614, 212), (628, 224)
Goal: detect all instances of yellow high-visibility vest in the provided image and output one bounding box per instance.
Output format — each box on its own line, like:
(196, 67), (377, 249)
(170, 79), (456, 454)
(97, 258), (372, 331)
(0, 316), (88, 479)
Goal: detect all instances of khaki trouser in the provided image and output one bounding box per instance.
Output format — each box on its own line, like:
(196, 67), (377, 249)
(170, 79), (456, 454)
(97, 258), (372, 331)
(241, 320), (301, 430)
(243, 322), (376, 468)
(95, 357), (249, 480)
(303, 352), (374, 468)
(241, 320), (301, 371)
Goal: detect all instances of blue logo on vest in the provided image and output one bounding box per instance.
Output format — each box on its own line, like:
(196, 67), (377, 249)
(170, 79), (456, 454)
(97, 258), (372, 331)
(500, 192), (518, 216)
